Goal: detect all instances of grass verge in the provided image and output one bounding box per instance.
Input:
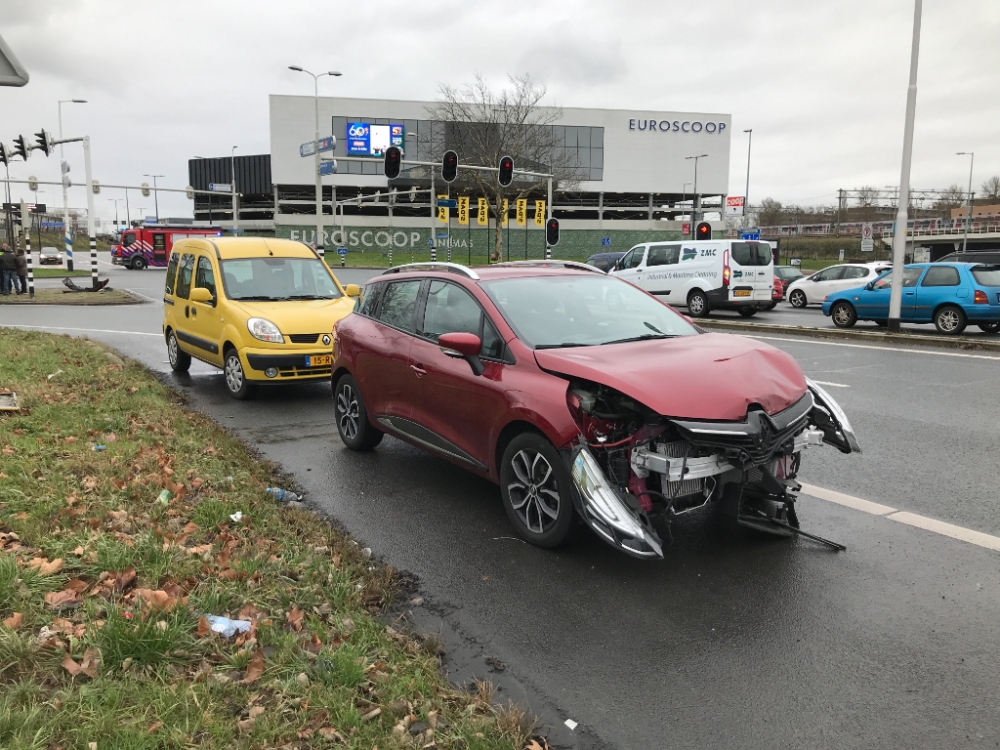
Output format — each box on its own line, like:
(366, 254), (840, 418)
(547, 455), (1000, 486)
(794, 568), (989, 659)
(0, 329), (531, 750)
(0, 289), (141, 306)
(31, 269), (92, 279)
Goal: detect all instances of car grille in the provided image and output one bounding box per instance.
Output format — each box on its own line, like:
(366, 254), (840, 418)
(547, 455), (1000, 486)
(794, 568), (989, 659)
(277, 366), (331, 378)
(288, 333), (322, 344)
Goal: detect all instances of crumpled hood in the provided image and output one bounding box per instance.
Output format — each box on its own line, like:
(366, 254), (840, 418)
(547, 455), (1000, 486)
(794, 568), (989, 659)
(534, 332), (807, 421)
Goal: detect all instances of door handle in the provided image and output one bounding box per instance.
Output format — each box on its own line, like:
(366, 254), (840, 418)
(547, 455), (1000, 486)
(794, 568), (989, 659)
(410, 364), (426, 378)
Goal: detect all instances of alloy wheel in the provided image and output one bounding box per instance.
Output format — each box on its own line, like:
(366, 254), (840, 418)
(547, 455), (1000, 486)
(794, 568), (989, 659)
(336, 383), (360, 441)
(507, 449), (561, 533)
(167, 334), (179, 366)
(937, 308), (961, 333)
(790, 290), (806, 308)
(832, 303), (854, 327)
(688, 294), (705, 315)
(225, 353), (244, 393)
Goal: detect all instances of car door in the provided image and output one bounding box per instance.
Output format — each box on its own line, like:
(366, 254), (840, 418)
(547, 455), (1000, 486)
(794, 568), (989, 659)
(406, 279), (509, 470)
(639, 243), (681, 299)
(359, 278), (422, 420)
(189, 254), (224, 365)
(151, 232), (168, 266)
(752, 242), (774, 302)
(614, 246), (646, 288)
(834, 265), (870, 295)
(171, 252), (214, 359)
(805, 266), (846, 303)
(854, 268), (922, 320)
(914, 265), (960, 322)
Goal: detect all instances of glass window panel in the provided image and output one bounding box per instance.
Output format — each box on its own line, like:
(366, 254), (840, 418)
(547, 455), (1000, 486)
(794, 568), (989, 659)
(591, 148), (604, 169)
(175, 254), (194, 299)
(564, 126), (578, 148)
(377, 280), (422, 332)
(578, 127), (591, 148)
(421, 281), (483, 340)
(921, 266), (960, 286)
(195, 256), (217, 297)
(590, 167), (603, 181)
(591, 127), (605, 148)
(578, 149), (591, 169)
(551, 125), (565, 145)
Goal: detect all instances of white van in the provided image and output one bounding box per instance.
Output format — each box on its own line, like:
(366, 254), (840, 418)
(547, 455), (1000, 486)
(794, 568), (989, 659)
(610, 239), (775, 317)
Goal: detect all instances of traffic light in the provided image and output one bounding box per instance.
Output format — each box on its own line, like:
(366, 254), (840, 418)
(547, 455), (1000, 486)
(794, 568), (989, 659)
(498, 155), (514, 187)
(545, 217), (560, 246)
(141, 182), (150, 197)
(696, 222), (711, 240)
(441, 150), (458, 183)
(12, 135), (28, 160)
(0, 144), (8, 167)
(384, 145), (402, 179)
(34, 129), (51, 157)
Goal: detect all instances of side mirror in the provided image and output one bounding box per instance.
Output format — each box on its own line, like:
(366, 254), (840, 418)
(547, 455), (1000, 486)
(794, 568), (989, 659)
(344, 283), (360, 298)
(438, 332), (484, 376)
(864, 282), (875, 291)
(190, 287), (215, 305)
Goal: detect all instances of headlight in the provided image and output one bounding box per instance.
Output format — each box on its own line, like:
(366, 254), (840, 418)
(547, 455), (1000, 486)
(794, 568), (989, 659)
(247, 317), (283, 343)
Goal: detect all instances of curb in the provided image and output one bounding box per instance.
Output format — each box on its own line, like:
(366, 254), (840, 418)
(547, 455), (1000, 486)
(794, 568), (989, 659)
(697, 319), (1000, 353)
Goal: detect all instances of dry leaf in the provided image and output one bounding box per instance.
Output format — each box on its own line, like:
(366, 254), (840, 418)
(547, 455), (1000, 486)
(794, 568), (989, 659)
(196, 616), (212, 638)
(248, 706), (265, 720)
(237, 718), (256, 733)
(135, 588), (179, 612)
(3, 612), (24, 630)
(361, 707), (382, 722)
(61, 652), (82, 676)
(44, 589), (81, 609)
(243, 650), (265, 683)
(28, 557), (65, 575)
(105, 432), (119, 442)
(63, 578), (90, 594)
(318, 727), (344, 741)
(79, 647), (100, 678)
(148, 721), (163, 733)
(287, 606), (304, 632)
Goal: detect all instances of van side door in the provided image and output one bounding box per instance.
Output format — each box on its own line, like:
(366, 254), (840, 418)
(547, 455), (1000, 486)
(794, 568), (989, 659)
(640, 243), (682, 300)
(615, 245), (646, 287)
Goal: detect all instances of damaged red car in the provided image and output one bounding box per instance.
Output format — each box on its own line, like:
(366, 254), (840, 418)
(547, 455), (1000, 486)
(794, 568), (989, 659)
(330, 261), (860, 559)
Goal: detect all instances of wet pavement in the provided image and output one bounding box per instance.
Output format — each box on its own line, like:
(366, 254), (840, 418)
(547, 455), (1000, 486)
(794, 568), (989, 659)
(3, 261), (1000, 749)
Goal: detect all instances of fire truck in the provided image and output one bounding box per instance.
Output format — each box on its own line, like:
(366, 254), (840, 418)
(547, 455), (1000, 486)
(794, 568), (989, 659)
(111, 226), (223, 269)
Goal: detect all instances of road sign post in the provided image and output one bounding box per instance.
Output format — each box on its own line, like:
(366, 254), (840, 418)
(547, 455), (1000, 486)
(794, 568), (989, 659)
(861, 223), (874, 253)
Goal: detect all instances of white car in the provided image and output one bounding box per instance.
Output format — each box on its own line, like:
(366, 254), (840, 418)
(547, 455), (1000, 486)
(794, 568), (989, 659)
(786, 262), (892, 308)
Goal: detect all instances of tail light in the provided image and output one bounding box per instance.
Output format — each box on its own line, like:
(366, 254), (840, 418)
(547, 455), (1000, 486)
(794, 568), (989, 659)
(974, 290), (988, 305)
(722, 249), (731, 287)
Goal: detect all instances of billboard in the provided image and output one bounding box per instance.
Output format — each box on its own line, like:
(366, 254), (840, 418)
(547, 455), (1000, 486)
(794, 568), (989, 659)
(726, 196), (745, 217)
(347, 122), (404, 157)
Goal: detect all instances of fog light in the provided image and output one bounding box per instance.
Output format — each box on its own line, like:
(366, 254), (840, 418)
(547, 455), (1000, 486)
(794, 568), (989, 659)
(265, 367), (278, 378)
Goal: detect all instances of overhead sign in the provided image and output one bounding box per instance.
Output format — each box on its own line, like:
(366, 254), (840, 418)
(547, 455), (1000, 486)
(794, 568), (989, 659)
(346, 122), (404, 157)
(741, 229), (760, 240)
(861, 222), (874, 252)
(726, 196), (745, 217)
(300, 136), (337, 158)
(208, 183), (230, 192)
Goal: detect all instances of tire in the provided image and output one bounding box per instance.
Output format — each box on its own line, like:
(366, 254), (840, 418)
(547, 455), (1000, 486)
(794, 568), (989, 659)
(933, 305), (966, 335)
(500, 433), (576, 549)
(788, 289), (808, 308)
(687, 289), (710, 318)
(131, 256), (147, 270)
(334, 373), (383, 451)
(831, 301), (857, 328)
(977, 322), (1000, 334)
(223, 347), (254, 400)
(737, 307), (757, 318)
(765, 302), (778, 310)
(166, 330), (191, 373)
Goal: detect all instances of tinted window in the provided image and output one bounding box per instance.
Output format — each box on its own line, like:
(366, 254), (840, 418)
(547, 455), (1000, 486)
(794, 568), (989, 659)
(358, 282), (383, 317)
(971, 266), (1000, 286)
(175, 254), (194, 299)
(122, 233), (136, 247)
(623, 247), (644, 269)
(164, 253), (179, 295)
(377, 280), (421, 332)
(774, 266), (804, 281)
(754, 243), (773, 266)
(842, 266), (869, 280)
(646, 244), (680, 267)
(219, 257), (342, 300)
(873, 268), (924, 289)
(813, 266), (845, 282)
(422, 281), (483, 339)
(195, 256), (217, 297)
(731, 243), (753, 266)
(921, 266), (960, 287)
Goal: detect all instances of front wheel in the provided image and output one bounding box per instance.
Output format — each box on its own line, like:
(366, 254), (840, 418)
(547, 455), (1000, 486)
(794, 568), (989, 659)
(223, 348), (254, 399)
(934, 305), (966, 335)
(334, 374), (383, 450)
(131, 256), (147, 270)
(499, 433), (576, 549)
(687, 290), (710, 318)
(831, 301), (857, 328)
(788, 289), (808, 308)
(166, 330), (191, 373)
(737, 307), (757, 318)
(977, 322), (1000, 334)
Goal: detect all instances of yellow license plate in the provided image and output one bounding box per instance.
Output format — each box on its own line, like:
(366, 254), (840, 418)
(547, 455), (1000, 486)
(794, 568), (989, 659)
(305, 354), (332, 367)
(733, 289), (752, 297)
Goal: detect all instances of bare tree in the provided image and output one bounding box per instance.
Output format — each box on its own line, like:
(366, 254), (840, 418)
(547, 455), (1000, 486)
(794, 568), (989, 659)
(427, 74), (578, 261)
(981, 175), (1000, 203)
(758, 197), (784, 226)
(855, 186), (880, 207)
(935, 183), (967, 209)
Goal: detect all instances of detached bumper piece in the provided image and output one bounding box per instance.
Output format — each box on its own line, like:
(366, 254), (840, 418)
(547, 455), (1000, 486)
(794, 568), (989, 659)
(570, 446), (663, 559)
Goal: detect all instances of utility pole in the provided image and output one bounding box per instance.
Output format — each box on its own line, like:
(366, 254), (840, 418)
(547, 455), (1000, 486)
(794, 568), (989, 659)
(144, 174), (164, 222)
(83, 136), (98, 288)
(957, 151), (974, 253)
(685, 154), (708, 236)
(59, 98), (86, 270)
(743, 129), (752, 228)
(231, 147), (239, 235)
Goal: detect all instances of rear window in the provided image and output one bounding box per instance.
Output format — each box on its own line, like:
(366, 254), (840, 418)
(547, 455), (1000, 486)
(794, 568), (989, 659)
(921, 266), (960, 287)
(731, 242), (771, 266)
(971, 266), (1000, 287)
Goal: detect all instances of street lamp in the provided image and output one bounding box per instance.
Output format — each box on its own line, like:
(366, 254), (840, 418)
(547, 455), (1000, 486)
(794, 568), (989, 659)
(143, 174), (164, 222)
(59, 98), (87, 270)
(108, 198), (125, 231)
(289, 66), (342, 260)
(685, 154), (708, 235)
(680, 182), (692, 220)
(743, 129), (753, 227)
(957, 151), (974, 253)
(230, 147), (239, 234)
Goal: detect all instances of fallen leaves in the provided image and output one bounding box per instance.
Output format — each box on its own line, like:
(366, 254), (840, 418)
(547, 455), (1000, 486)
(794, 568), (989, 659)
(44, 588), (82, 611)
(62, 647), (100, 678)
(242, 650), (266, 684)
(135, 588), (183, 612)
(27, 557), (64, 575)
(287, 606), (304, 632)
(3, 612), (24, 630)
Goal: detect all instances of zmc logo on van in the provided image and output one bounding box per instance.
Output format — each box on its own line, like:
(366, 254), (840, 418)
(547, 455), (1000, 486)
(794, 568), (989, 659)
(732, 270), (743, 278)
(681, 249), (697, 261)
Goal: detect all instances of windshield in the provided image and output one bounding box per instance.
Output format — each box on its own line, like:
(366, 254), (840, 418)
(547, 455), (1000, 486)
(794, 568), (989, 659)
(121, 233), (136, 247)
(481, 274), (699, 349)
(220, 257), (342, 301)
(971, 265), (1000, 287)
(775, 266), (804, 281)
(872, 267), (924, 289)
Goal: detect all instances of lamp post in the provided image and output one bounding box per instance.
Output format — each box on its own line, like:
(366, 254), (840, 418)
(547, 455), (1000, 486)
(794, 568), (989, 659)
(743, 129), (753, 227)
(229, 147), (239, 234)
(108, 198), (124, 232)
(59, 98), (87, 270)
(143, 174), (164, 222)
(685, 154), (708, 236)
(957, 151), (974, 253)
(289, 66), (342, 260)
(681, 181), (691, 223)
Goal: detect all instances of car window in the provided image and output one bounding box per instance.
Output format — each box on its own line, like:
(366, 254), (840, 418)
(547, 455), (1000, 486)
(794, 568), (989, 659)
(376, 280), (422, 332)
(842, 266), (869, 280)
(219, 257), (342, 300)
(195, 256), (217, 297)
(122, 233), (136, 247)
(153, 233), (167, 251)
(873, 268), (924, 289)
(358, 281), (383, 317)
(731, 243), (752, 266)
(971, 265), (1000, 286)
(813, 267), (844, 282)
(646, 244), (680, 267)
(625, 247), (645, 269)
(920, 266), (960, 287)
(775, 266), (804, 281)
(164, 253), (179, 295)
(754, 243), (773, 266)
(421, 280), (503, 359)
(175, 253), (195, 299)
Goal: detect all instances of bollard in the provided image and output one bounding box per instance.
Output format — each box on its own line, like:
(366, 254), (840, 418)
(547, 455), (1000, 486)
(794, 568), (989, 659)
(90, 234), (98, 289)
(430, 243), (437, 263)
(65, 226), (74, 272)
(545, 244), (551, 260)
(340, 254), (345, 268)
(25, 234), (35, 299)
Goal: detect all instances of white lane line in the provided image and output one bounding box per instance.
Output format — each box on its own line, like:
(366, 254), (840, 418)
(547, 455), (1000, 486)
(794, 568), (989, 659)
(124, 289), (159, 303)
(738, 333), (1000, 362)
(799, 482), (897, 515)
(2, 324), (160, 337)
(809, 379), (850, 388)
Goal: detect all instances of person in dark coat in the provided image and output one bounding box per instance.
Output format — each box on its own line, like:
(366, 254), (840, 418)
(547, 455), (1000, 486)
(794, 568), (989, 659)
(0, 243), (17, 295)
(14, 248), (28, 294)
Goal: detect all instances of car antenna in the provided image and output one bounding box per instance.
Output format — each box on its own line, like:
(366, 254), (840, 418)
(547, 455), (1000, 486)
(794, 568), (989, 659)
(261, 239), (274, 256)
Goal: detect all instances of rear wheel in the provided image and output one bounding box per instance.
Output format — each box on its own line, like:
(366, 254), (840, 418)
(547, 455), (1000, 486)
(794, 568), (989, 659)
(737, 307), (758, 318)
(223, 347), (254, 399)
(788, 289), (807, 308)
(687, 290), (710, 318)
(500, 433), (575, 549)
(977, 322), (1000, 334)
(765, 302), (778, 310)
(131, 256), (147, 270)
(334, 373), (383, 450)
(934, 305), (966, 335)
(831, 301), (857, 328)
(166, 330), (191, 373)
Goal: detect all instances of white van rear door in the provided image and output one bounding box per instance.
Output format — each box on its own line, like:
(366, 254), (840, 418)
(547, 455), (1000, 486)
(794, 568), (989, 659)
(754, 241), (775, 301)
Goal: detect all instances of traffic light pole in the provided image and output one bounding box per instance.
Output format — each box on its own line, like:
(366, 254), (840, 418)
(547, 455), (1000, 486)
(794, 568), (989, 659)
(82, 137), (98, 289)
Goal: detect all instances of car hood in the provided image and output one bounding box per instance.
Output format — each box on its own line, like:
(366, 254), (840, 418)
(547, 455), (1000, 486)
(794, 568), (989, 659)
(227, 297), (355, 335)
(533, 332), (807, 421)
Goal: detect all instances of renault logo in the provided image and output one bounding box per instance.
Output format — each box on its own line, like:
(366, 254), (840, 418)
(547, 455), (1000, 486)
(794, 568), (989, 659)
(322, 335), (331, 346)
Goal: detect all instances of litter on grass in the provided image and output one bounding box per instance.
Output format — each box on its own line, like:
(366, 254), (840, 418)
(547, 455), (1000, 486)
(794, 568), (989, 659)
(203, 615), (251, 638)
(229, 511), (243, 523)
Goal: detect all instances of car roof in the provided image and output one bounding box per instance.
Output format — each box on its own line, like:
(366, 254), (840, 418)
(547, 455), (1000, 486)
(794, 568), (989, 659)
(178, 237), (319, 260)
(374, 262), (604, 284)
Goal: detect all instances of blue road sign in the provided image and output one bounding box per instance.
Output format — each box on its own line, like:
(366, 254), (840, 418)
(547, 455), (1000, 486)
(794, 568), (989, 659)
(208, 183), (230, 192)
(741, 230), (760, 240)
(337, 247), (348, 256)
(319, 160), (337, 176)
(436, 199), (457, 208)
(601, 237), (611, 246)
(435, 232), (449, 239)
(300, 136), (336, 157)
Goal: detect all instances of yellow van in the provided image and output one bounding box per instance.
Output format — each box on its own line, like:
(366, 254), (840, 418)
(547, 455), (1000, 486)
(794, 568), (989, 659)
(162, 237), (358, 398)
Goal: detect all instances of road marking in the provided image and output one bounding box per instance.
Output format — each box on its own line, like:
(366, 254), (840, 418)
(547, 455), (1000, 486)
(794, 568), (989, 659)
(739, 333), (1000, 361)
(809, 379), (849, 388)
(123, 289), (159, 303)
(800, 482), (1000, 553)
(3, 324), (160, 337)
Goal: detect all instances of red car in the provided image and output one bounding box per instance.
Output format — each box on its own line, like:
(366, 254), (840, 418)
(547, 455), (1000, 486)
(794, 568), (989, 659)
(331, 261), (859, 559)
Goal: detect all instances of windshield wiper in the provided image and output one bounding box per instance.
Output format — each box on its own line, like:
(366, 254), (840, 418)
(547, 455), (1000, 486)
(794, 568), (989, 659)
(603, 333), (676, 345)
(535, 342), (595, 349)
(286, 294), (338, 300)
(235, 295), (289, 301)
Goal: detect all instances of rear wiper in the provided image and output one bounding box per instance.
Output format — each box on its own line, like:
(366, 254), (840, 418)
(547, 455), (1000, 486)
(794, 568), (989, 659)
(603, 333), (675, 345)
(535, 342), (594, 349)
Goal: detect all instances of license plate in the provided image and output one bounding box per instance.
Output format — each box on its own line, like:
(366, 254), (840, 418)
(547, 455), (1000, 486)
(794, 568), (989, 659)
(305, 354), (332, 367)
(733, 289), (752, 297)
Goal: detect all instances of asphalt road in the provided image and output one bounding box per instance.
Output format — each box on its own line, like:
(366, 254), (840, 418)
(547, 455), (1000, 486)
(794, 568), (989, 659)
(4, 260), (1000, 750)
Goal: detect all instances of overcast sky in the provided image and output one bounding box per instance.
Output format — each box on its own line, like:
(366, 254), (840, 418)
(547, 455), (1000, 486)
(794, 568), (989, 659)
(2, 0), (998, 222)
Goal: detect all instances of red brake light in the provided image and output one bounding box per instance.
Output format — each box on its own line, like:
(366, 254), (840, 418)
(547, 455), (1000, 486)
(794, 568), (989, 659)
(974, 289), (988, 305)
(722, 249), (731, 286)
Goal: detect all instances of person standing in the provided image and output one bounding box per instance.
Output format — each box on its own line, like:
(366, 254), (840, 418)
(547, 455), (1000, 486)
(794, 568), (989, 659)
(0, 243), (18, 295)
(14, 247), (28, 294)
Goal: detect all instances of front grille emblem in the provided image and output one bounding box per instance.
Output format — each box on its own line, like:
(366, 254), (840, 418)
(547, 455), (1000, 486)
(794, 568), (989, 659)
(322, 335), (331, 345)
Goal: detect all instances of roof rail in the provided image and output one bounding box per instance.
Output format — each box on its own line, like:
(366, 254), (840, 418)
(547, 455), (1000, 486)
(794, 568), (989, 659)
(491, 260), (606, 274)
(380, 262), (480, 280)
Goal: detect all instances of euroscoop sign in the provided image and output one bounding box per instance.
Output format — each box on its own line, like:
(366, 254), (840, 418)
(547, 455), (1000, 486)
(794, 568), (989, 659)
(629, 118), (727, 134)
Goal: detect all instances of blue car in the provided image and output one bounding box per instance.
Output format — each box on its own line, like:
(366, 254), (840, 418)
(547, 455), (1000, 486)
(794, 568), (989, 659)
(822, 262), (1000, 335)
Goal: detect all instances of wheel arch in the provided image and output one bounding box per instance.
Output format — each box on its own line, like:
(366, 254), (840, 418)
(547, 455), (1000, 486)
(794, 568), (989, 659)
(494, 420), (550, 482)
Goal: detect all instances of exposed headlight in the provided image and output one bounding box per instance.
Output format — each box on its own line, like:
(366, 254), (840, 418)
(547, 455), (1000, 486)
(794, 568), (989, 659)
(247, 317), (283, 343)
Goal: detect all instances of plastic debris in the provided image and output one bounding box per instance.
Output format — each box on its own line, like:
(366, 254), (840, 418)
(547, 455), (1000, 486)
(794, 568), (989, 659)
(361, 547), (372, 559)
(47, 370), (64, 381)
(156, 489), (172, 505)
(92, 445), (106, 451)
(203, 615), (251, 638)
(564, 719), (578, 731)
(266, 487), (301, 503)
(229, 511), (243, 523)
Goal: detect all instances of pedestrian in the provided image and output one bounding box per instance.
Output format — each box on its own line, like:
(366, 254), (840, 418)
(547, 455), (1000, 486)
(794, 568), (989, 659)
(14, 247), (28, 294)
(0, 243), (18, 295)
